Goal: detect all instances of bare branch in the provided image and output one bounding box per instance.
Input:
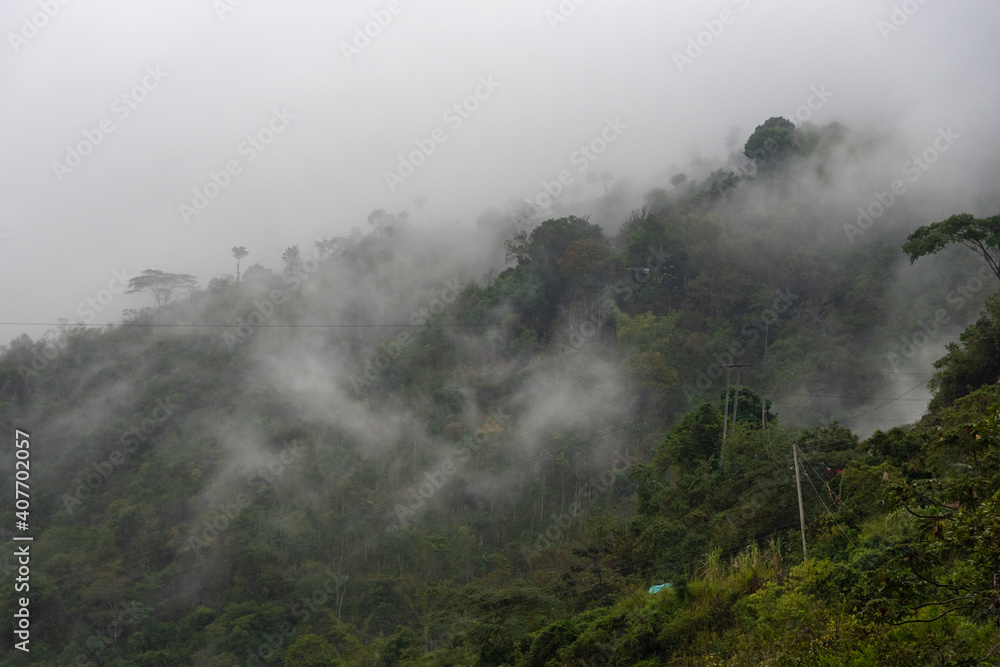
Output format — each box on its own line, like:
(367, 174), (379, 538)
(909, 595), (977, 610)
(890, 605), (975, 625)
(904, 505), (956, 521)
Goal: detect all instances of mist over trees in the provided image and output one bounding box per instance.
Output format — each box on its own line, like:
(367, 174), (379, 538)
(2, 110), (1000, 664)
(3, 0), (1000, 661)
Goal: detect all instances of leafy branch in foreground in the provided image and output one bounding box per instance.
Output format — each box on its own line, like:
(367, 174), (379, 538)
(880, 406), (1000, 628)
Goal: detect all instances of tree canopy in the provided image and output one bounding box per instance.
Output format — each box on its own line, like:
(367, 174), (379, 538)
(126, 269), (198, 306)
(902, 212), (1000, 281)
(503, 215), (603, 269)
(232, 246), (248, 282)
(743, 116), (796, 170)
(6, 119), (1000, 665)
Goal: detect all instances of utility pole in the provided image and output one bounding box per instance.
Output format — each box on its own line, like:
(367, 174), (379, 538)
(792, 443), (808, 561)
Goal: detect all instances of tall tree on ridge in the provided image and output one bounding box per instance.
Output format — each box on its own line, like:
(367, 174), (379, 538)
(232, 246), (248, 283)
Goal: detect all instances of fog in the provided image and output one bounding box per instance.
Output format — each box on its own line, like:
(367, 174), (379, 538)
(5, 6), (1000, 650)
(0, 0), (996, 327)
(2, 0), (1000, 443)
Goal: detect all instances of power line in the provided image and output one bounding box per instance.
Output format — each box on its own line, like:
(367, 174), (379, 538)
(0, 322), (499, 329)
(798, 449), (908, 560)
(773, 393), (930, 401)
(841, 377), (934, 421)
(798, 458), (862, 554)
(850, 372), (939, 376)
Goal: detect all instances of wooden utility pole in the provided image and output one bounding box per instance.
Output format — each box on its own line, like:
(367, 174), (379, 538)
(792, 443), (808, 560)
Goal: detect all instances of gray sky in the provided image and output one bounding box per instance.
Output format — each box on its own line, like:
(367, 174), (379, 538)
(1, 0), (999, 342)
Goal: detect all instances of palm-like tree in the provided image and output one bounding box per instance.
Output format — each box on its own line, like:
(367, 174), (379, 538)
(232, 246), (248, 282)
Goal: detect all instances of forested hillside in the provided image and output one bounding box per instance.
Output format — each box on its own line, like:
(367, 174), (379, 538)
(2, 118), (1000, 665)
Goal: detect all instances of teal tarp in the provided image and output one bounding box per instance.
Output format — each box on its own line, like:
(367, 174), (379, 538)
(648, 583), (672, 594)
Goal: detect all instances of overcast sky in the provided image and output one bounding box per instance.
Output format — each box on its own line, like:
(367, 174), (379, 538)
(1, 0), (999, 344)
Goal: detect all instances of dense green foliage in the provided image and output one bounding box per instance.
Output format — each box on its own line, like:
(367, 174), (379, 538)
(929, 294), (1000, 412)
(2, 119), (999, 664)
(743, 117), (797, 171)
